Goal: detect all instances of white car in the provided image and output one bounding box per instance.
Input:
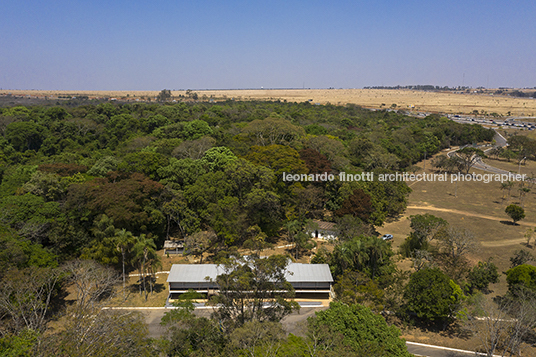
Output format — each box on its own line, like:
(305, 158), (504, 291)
(381, 234), (393, 241)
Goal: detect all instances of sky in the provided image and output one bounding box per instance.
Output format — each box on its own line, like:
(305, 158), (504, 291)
(1, 0), (535, 91)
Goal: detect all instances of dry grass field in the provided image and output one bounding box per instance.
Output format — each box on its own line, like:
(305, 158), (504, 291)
(4, 88), (536, 116)
(377, 151), (536, 298)
(374, 153), (536, 355)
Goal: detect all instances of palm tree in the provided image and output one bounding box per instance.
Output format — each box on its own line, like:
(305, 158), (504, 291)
(519, 187), (531, 207)
(114, 229), (135, 294)
(285, 220), (301, 244)
(132, 235), (158, 299)
(366, 238), (391, 279)
(146, 250), (162, 295)
(501, 181), (514, 202)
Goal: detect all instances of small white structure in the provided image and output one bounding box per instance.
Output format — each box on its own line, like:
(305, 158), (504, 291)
(308, 220), (337, 240)
(164, 240), (184, 255)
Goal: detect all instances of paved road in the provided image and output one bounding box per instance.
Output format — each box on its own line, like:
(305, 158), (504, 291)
(406, 341), (497, 356)
(447, 130), (526, 177)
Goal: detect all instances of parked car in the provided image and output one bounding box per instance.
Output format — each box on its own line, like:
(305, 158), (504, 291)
(381, 234), (393, 241)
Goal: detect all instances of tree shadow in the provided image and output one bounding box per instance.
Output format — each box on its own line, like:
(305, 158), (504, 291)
(500, 220), (516, 226)
(152, 282), (165, 294)
(128, 278), (165, 294)
(401, 317), (472, 340)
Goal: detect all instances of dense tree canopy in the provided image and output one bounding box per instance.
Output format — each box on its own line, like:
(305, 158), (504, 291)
(311, 302), (412, 356)
(403, 267), (464, 323)
(0, 98), (501, 355)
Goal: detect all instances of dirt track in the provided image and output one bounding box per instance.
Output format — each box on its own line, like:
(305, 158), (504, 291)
(405, 205), (532, 247)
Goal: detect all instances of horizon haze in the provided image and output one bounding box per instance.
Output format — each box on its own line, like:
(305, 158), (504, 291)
(2, 0), (535, 91)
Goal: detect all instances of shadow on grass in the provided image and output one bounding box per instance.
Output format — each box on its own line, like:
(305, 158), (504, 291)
(500, 220), (517, 226)
(128, 280), (165, 294)
(390, 315), (472, 341)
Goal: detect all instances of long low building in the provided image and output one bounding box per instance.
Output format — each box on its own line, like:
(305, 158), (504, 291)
(167, 263), (334, 300)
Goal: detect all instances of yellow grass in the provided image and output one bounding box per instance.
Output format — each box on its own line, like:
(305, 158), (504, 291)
(4, 88), (536, 116)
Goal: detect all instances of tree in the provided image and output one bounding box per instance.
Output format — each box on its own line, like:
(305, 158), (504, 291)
(0, 266), (63, 334)
(87, 156), (120, 177)
(500, 181), (515, 202)
(242, 115), (305, 146)
(5, 121), (45, 151)
(158, 158), (207, 188)
(284, 220), (301, 253)
(333, 270), (385, 312)
(330, 236), (395, 280)
(506, 264), (536, 295)
(210, 254), (299, 330)
(160, 292), (226, 357)
(243, 187), (282, 237)
(0, 328), (39, 357)
(80, 172), (164, 235)
(105, 114), (138, 141)
(245, 144), (308, 177)
(21, 171), (65, 201)
(230, 320), (285, 357)
(399, 214), (447, 256)
(299, 148), (332, 175)
(310, 302), (412, 356)
(465, 293), (536, 357)
(184, 230), (214, 264)
(436, 226), (478, 280)
(157, 89), (172, 102)
(456, 147), (485, 174)
(467, 259), (500, 293)
(63, 259), (121, 316)
(293, 185), (326, 220)
(118, 151), (169, 180)
(293, 230), (315, 259)
(132, 235), (160, 300)
(524, 228), (534, 247)
(505, 204), (525, 224)
(43, 310), (155, 357)
(172, 136), (216, 160)
(182, 120), (213, 140)
(519, 187), (530, 206)
(510, 249), (535, 268)
(499, 148), (517, 162)
(200, 146), (238, 171)
(305, 135), (349, 169)
(161, 191), (200, 238)
(0, 193), (61, 244)
(140, 114), (170, 133)
(334, 189), (374, 223)
(403, 267), (464, 323)
(114, 229), (136, 293)
(0, 225), (57, 276)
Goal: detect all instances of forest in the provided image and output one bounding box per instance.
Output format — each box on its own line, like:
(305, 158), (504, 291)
(0, 98), (509, 356)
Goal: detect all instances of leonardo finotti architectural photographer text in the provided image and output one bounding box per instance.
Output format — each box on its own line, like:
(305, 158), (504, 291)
(282, 172), (527, 184)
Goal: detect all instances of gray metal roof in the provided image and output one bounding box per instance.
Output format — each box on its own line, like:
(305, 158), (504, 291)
(167, 264), (220, 283)
(285, 263), (333, 283)
(167, 263), (333, 284)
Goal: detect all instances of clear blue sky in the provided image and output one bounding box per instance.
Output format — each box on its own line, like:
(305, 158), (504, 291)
(1, 0), (535, 90)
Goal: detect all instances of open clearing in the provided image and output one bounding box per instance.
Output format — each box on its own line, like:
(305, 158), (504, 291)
(4, 88), (536, 116)
(378, 150), (536, 300)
